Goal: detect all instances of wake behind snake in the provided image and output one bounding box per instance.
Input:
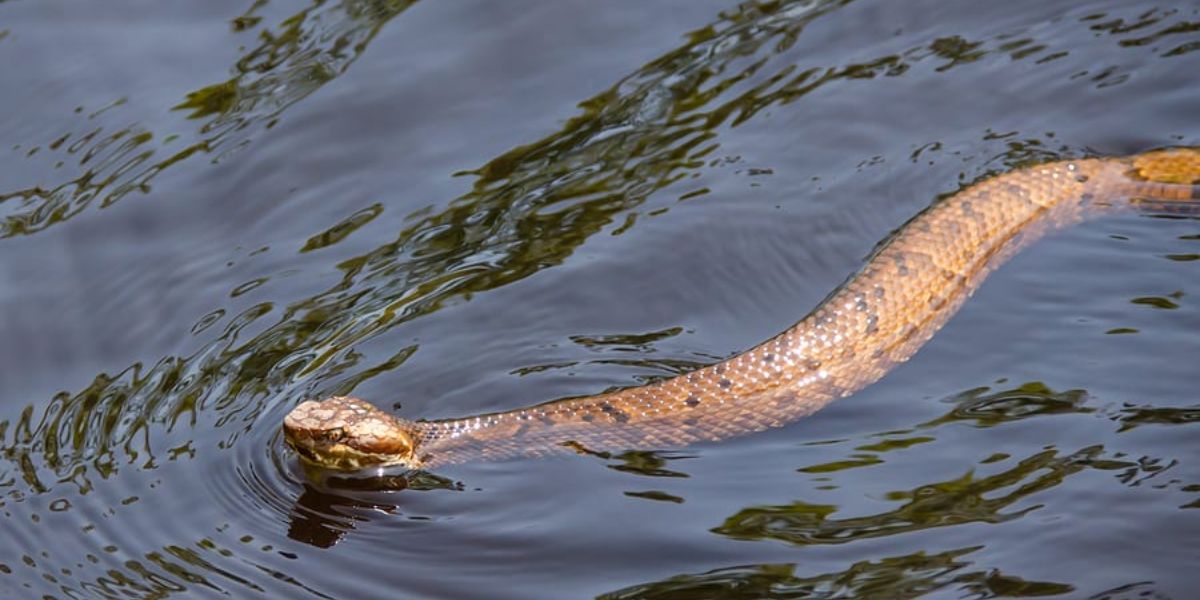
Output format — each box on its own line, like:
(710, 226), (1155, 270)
(284, 148), (1200, 471)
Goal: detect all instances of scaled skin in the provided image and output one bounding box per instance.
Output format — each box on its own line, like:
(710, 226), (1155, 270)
(284, 397), (416, 470)
(283, 148), (1200, 471)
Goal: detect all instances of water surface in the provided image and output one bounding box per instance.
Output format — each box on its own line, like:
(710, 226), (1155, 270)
(1, 1), (1199, 598)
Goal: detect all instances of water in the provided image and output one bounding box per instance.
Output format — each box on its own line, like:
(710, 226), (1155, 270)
(1, 1), (1198, 598)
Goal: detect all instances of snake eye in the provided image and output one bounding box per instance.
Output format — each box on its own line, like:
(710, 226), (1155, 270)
(324, 427), (346, 442)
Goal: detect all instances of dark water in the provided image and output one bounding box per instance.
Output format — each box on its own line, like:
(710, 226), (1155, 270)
(2, 1), (1199, 598)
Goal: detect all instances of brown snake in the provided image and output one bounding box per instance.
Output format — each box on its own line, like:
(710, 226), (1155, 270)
(284, 148), (1200, 471)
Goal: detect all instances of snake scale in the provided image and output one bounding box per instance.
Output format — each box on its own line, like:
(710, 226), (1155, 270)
(284, 148), (1200, 470)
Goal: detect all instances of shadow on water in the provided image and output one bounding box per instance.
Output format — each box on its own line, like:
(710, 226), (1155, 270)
(1, 0), (1199, 596)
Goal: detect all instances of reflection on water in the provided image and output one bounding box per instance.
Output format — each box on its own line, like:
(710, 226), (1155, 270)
(717, 382), (1187, 547)
(600, 548), (1074, 599)
(919, 381), (1094, 429)
(1, 0), (1199, 597)
(6, 0), (1197, 501)
(721, 444), (1114, 545)
(287, 470), (458, 548)
(1, 0), (417, 239)
(604, 382), (1199, 598)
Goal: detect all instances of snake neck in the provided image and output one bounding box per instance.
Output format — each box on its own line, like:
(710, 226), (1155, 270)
(390, 151), (1198, 468)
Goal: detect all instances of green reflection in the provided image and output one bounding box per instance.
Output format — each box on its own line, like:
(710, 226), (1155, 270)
(1115, 404), (1200, 432)
(1, 0), (417, 238)
(10, 0), (1179, 239)
(0, 1), (1194, 597)
(608, 450), (695, 478)
(570, 327), (686, 351)
(797, 454), (883, 473)
(919, 381), (1093, 429)
(3, 0), (1198, 524)
(567, 444), (696, 479)
(0, 533), (336, 599)
(300, 203), (385, 253)
(1130, 295), (1181, 310)
(855, 436), (935, 452)
(717, 446), (1098, 545)
(710, 382), (1191, 552)
(624, 490), (686, 504)
(5, 0), (876, 496)
(599, 547), (1073, 599)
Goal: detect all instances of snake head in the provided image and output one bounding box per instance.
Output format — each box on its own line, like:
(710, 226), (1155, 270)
(282, 396), (420, 471)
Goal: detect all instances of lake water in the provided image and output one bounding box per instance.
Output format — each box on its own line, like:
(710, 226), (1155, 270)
(1, 1), (1198, 598)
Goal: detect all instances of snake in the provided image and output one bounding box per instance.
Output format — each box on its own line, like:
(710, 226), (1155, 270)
(283, 148), (1200, 471)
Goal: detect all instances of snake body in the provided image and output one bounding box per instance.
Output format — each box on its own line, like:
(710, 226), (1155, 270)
(284, 149), (1200, 470)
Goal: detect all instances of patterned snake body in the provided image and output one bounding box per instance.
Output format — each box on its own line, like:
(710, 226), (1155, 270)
(283, 149), (1200, 471)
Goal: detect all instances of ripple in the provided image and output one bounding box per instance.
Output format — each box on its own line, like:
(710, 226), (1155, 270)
(598, 546), (1077, 599)
(2, 0), (1199, 596)
(0, 0), (417, 239)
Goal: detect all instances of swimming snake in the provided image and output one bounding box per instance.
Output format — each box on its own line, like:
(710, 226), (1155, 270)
(283, 148), (1200, 471)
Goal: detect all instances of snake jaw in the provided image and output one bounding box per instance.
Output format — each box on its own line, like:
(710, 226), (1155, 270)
(282, 397), (420, 471)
